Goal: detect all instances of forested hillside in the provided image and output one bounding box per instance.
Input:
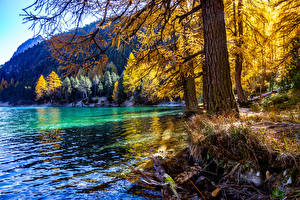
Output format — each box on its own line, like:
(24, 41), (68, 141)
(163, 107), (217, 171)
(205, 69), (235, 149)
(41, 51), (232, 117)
(0, 23), (131, 105)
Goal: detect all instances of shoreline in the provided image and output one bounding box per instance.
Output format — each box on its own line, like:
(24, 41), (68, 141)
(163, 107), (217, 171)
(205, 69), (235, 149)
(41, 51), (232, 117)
(0, 101), (184, 108)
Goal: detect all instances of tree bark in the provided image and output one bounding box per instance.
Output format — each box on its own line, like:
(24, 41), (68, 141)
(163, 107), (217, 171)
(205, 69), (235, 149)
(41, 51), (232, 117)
(181, 24), (199, 115)
(183, 74), (199, 115)
(201, 0), (239, 114)
(234, 0), (247, 103)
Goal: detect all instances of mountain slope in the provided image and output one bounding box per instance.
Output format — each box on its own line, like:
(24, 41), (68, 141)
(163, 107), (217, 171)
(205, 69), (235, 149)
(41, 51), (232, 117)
(12, 35), (44, 57)
(0, 24), (130, 105)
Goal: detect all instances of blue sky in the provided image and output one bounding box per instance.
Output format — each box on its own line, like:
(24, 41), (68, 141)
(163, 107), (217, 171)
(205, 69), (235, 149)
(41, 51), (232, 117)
(0, 0), (98, 65)
(0, 0), (36, 65)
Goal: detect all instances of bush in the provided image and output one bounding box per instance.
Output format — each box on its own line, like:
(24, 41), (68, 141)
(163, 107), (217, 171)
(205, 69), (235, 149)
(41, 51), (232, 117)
(292, 71), (300, 89)
(250, 103), (261, 112)
(269, 94), (289, 105)
(287, 95), (300, 106)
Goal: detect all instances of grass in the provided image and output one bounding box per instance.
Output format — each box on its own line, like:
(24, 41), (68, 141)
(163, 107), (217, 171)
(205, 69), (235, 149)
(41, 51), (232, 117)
(250, 89), (300, 119)
(187, 113), (299, 172)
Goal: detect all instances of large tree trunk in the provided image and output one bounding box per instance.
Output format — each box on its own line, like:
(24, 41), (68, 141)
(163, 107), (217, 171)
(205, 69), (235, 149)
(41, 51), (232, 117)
(183, 75), (199, 115)
(201, 0), (238, 114)
(233, 0), (247, 103)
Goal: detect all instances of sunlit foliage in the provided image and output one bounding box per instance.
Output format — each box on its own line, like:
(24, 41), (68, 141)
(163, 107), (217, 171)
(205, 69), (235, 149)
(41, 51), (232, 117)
(35, 75), (48, 100)
(46, 71), (62, 94)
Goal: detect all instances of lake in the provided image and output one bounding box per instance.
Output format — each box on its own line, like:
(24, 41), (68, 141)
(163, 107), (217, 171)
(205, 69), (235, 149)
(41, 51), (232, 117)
(0, 107), (187, 199)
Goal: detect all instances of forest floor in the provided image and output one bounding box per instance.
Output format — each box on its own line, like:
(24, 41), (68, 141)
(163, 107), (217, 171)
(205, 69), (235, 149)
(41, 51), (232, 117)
(128, 102), (300, 200)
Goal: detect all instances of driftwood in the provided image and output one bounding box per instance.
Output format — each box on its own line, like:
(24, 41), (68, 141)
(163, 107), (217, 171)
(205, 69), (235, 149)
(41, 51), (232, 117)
(125, 156), (180, 200)
(250, 89), (278, 102)
(174, 165), (202, 184)
(152, 155), (180, 200)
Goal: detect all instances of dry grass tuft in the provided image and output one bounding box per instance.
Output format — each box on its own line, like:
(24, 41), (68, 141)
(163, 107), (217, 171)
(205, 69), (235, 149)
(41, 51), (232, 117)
(187, 114), (300, 170)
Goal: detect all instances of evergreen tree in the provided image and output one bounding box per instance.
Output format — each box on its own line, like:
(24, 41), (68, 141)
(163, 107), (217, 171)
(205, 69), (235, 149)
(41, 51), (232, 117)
(35, 75), (48, 100)
(103, 71), (113, 97)
(92, 75), (100, 96)
(70, 76), (80, 101)
(70, 76), (79, 90)
(106, 62), (118, 75)
(98, 81), (103, 96)
(113, 75), (126, 105)
(78, 76), (92, 98)
(62, 77), (71, 100)
(111, 72), (119, 84)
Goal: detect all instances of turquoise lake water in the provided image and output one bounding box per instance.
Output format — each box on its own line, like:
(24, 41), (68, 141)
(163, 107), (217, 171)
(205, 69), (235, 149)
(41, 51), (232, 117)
(0, 106), (186, 199)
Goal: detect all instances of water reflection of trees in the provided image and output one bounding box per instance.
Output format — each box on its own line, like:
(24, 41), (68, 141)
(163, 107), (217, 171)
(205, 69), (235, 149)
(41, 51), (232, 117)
(36, 108), (63, 162)
(122, 113), (187, 166)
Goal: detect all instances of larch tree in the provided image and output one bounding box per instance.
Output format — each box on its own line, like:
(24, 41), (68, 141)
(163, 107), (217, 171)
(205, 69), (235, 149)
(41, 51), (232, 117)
(35, 75), (48, 100)
(225, 0), (247, 103)
(23, 0), (238, 115)
(201, 0), (238, 114)
(274, 0), (300, 81)
(47, 71), (62, 94)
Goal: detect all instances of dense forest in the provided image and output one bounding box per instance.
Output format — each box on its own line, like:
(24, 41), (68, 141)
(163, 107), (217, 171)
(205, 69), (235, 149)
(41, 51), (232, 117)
(0, 22), (131, 105)
(0, 0), (298, 111)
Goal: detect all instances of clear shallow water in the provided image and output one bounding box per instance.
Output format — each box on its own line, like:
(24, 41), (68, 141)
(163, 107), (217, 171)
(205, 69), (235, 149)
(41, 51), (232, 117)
(0, 107), (186, 199)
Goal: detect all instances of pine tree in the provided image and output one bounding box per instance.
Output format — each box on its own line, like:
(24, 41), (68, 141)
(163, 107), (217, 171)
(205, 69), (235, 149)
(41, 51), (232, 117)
(35, 75), (48, 100)
(103, 71), (113, 96)
(92, 75), (100, 96)
(111, 72), (119, 84)
(116, 75), (126, 105)
(78, 76), (92, 98)
(98, 81), (103, 96)
(106, 62), (118, 74)
(62, 77), (71, 100)
(70, 76), (80, 101)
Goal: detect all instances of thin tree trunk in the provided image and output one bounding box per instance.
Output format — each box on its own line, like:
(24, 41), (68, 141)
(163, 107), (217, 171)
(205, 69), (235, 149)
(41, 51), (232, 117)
(234, 0), (247, 103)
(181, 24), (199, 115)
(201, 0), (239, 115)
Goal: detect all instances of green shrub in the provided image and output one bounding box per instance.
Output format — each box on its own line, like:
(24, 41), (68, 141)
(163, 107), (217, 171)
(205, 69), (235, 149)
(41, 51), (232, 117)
(292, 71), (300, 89)
(288, 95), (300, 106)
(250, 103), (261, 112)
(269, 93), (289, 105)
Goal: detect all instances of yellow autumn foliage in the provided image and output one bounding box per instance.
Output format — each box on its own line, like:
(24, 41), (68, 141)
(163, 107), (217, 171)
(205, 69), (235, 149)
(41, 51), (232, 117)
(46, 71), (62, 93)
(35, 75), (48, 100)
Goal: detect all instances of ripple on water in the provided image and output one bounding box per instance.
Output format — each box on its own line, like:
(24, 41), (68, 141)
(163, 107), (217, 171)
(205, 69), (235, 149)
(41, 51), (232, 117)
(0, 107), (185, 199)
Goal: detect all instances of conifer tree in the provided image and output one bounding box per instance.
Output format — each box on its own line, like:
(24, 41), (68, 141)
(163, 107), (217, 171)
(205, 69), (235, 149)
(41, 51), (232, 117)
(78, 76), (92, 98)
(106, 62), (118, 75)
(103, 71), (113, 97)
(47, 71), (62, 94)
(98, 81), (104, 96)
(70, 76), (80, 101)
(114, 74), (126, 106)
(35, 75), (48, 100)
(62, 77), (71, 100)
(111, 72), (119, 85)
(92, 75), (100, 96)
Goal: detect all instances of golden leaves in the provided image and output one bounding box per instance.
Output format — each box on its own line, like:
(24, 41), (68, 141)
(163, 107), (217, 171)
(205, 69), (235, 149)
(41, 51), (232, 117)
(35, 75), (48, 100)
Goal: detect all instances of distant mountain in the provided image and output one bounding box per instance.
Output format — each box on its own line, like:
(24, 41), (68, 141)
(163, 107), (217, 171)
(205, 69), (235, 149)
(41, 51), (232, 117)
(12, 35), (44, 57)
(0, 23), (130, 105)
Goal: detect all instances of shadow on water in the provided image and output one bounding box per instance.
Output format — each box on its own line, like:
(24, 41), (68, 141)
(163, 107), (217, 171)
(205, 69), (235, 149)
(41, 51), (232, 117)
(0, 107), (186, 199)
